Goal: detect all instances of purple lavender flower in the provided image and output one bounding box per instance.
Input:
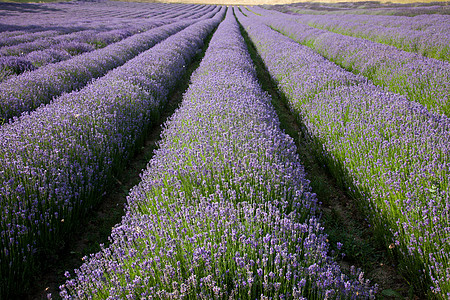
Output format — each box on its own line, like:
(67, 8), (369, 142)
(0, 56), (35, 81)
(270, 13), (449, 62)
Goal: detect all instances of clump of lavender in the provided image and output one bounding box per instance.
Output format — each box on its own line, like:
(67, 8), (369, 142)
(0, 29), (62, 48)
(236, 8), (449, 299)
(0, 56), (35, 81)
(0, 10), (225, 298)
(24, 48), (72, 67)
(60, 9), (376, 299)
(0, 25), (154, 60)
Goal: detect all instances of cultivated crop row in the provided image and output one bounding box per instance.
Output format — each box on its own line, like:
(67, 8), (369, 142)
(0, 25), (141, 57)
(60, 9), (376, 299)
(0, 2), (207, 30)
(298, 13), (447, 31)
(0, 8), (224, 298)
(266, 3), (450, 17)
(0, 24), (165, 81)
(248, 7), (450, 118)
(0, 19), (195, 124)
(0, 28), (83, 48)
(0, 4), (218, 82)
(288, 14), (449, 61)
(236, 8), (449, 299)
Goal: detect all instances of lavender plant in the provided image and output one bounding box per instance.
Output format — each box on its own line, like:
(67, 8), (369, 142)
(265, 3), (450, 17)
(60, 9), (376, 299)
(0, 1), (208, 31)
(0, 25), (165, 73)
(0, 56), (36, 81)
(23, 48), (72, 68)
(236, 9), (449, 299)
(0, 10), (225, 298)
(249, 7), (450, 119)
(0, 37), (94, 57)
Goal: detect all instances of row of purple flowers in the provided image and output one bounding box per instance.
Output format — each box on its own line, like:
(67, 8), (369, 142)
(0, 2), (219, 81)
(286, 13), (449, 62)
(0, 23), (164, 81)
(237, 7), (449, 299)
(0, 7), (224, 298)
(249, 7), (450, 119)
(0, 17), (196, 124)
(0, 1), (208, 33)
(1, 24), (148, 57)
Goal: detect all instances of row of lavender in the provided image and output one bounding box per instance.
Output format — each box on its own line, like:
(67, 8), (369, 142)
(0, 8), (224, 298)
(287, 13), (449, 62)
(0, 23), (162, 81)
(0, 4), (217, 81)
(1, 27), (86, 48)
(269, 3), (450, 17)
(0, 2), (206, 32)
(60, 10), (375, 299)
(237, 7), (449, 299)
(0, 5), (221, 125)
(0, 21), (180, 124)
(67, 2), (208, 20)
(0, 2), (210, 44)
(267, 9), (449, 32)
(0, 2), (213, 59)
(248, 7), (450, 119)
(0, 23), (154, 55)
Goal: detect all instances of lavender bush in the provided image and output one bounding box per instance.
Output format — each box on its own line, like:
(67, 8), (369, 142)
(236, 8), (449, 299)
(60, 9), (376, 299)
(0, 9), (224, 298)
(249, 7), (450, 119)
(23, 48), (71, 68)
(0, 36), (94, 57)
(1, 25), (164, 72)
(0, 56), (35, 81)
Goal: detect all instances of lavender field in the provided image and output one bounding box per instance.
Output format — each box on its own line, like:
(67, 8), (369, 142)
(0, 1), (448, 299)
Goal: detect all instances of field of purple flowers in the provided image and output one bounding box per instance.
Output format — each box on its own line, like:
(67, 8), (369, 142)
(0, 1), (448, 299)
